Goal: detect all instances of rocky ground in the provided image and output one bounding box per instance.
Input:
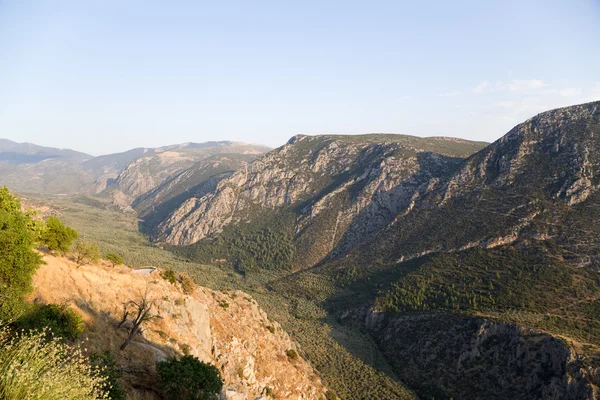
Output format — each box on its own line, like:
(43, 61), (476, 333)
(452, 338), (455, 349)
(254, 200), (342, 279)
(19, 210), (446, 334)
(31, 254), (328, 400)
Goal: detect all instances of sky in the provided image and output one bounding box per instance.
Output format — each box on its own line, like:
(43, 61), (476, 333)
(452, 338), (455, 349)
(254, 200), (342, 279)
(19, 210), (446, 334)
(0, 1), (599, 156)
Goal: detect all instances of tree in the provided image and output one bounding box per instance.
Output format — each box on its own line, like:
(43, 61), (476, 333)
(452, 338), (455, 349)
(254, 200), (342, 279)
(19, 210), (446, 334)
(157, 355), (223, 400)
(40, 216), (78, 254)
(118, 290), (158, 351)
(73, 240), (101, 266)
(160, 268), (177, 284)
(12, 303), (85, 340)
(105, 253), (124, 268)
(0, 187), (42, 320)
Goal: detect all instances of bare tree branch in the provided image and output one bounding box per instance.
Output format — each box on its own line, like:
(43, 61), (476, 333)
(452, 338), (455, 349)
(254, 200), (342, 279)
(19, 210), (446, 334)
(119, 288), (159, 351)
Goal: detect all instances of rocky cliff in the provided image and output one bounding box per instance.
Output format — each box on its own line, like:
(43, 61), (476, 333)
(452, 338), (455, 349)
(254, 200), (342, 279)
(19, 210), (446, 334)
(341, 309), (599, 400)
(31, 254), (328, 400)
(354, 100), (600, 266)
(152, 101), (600, 400)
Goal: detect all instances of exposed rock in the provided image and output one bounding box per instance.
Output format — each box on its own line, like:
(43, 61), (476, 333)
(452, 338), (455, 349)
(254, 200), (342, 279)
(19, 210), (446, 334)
(342, 309), (600, 400)
(31, 254), (328, 399)
(153, 134), (487, 270)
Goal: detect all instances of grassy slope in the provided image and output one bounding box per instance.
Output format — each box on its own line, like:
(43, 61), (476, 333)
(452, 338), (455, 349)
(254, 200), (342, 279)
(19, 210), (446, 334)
(26, 193), (416, 400)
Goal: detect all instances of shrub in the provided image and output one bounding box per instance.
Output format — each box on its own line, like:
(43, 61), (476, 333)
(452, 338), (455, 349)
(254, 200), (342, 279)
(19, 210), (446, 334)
(0, 325), (109, 399)
(90, 351), (126, 400)
(160, 268), (177, 284)
(286, 349), (299, 360)
(157, 355), (223, 400)
(73, 240), (101, 266)
(0, 187), (43, 320)
(180, 343), (191, 355)
(13, 303), (85, 340)
(105, 253), (124, 268)
(324, 390), (337, 400)
(40, 216), (78, 254)
(179, 272), (197, 295)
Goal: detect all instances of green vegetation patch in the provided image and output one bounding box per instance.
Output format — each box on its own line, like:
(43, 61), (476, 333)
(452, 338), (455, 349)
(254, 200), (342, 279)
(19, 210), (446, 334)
(172, 208), (297, 274)
(376, 245), (598, 315)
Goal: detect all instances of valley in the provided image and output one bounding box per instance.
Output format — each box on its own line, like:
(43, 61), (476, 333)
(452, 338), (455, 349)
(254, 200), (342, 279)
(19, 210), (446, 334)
(4, 101), (600, 399)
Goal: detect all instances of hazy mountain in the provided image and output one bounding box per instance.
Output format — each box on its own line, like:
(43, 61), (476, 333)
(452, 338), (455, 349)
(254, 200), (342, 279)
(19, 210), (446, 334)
(0, 140), (270, 202)
(0, 139), (91, 163)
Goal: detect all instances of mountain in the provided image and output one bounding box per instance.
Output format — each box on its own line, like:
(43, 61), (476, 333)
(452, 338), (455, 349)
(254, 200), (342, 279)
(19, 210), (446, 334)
(0, 140), (270, 203)
(0, 139), (91, 163)
(99, 141), (270, 210)
(152, 134), (488, 269)
(0, 139), (95, 193)
(134, 154), (258, 233)
(160, 101), (600, 399)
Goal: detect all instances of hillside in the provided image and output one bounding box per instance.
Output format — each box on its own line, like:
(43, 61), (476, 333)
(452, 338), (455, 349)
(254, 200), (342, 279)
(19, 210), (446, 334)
(31, 253), (328, 400)
(152, 134), (487, 270)
(156, 101), (600, 399)
(25, 192), (418, 400)
(98, 142), (270, 210)
(134, 154), (256, 233)
(0, 139), (95, 193)
(0, 140), (269, 205)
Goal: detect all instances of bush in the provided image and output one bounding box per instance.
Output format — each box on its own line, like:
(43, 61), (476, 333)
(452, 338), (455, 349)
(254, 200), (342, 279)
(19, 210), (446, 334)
(160, 268), (177, 285)
(0, 187), (42, 320)
(90, 351), (126, 400)
(286, 349), (299, 360)
(73, 240), (101, 266)
(324, 391), (338, 400)
(179, 272), (197, 295)
(40, 216), (78, 254)
(157, 355), (223, 400)
(13, 303), (85, 340)
(0, 325), (108, 399)
(105, 253), (124, 268)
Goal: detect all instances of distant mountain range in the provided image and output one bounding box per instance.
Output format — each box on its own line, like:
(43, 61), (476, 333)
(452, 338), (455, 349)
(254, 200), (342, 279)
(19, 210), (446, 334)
(0, 138), (91, 163)
(0, 139), (271, 209)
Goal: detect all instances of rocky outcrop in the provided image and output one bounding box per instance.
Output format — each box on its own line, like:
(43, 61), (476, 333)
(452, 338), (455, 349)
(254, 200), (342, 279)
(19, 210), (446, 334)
(441, 100), (600, 204)
(32, 254), (327, 400)
(341, 309), (600, 400)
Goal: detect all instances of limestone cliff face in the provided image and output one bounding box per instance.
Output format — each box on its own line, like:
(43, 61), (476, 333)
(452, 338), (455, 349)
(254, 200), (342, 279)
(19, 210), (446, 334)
(31, 255), (327, 400)
(154, 134), (487, 259)
(341, 309), (600, 400)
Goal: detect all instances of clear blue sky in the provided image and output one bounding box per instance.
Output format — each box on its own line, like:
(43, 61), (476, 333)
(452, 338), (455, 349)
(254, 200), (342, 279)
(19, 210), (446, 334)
(1, 0), (599, 155)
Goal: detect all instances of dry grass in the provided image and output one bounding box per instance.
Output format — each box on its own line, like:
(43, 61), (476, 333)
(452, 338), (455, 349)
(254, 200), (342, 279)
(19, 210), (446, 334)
(31, 254), (328, 399)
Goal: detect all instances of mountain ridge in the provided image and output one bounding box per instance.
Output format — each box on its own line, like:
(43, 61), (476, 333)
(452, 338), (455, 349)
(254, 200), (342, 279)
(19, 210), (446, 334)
(156, 101), (600, 399)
